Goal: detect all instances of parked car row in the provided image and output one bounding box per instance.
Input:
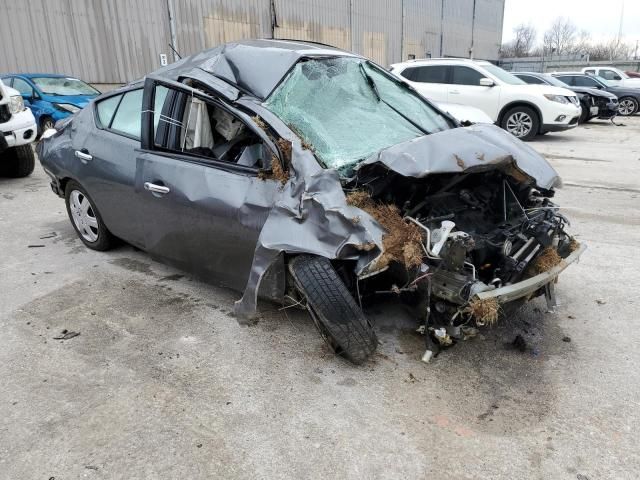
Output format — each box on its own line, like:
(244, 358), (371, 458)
(389, 58), (639, 141)
(35, 39), (586, 364)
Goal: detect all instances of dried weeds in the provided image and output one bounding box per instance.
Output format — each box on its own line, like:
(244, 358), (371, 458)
(464, 297), (500, 326)
(531, 247), (562, 274)
(270, 154), (289, 185)
(569, 238), (580, 253)
(277, 138), (292, 163)
(252, 115), (268, 131)
(346, 190), (424, 269)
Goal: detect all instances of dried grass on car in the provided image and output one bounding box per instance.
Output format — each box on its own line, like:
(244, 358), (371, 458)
(346, 191), (424, 269)
(464, 297), (500, 326)
(531, 247), (562, 274)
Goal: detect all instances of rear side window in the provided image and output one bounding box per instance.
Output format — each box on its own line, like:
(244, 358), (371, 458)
(110, 89), (144, 139)
(555, 76), (575, 86)
(517, 74), (545, 85)
(411, 65), (449, 84)
(96, 95), (121, 128)
(584, 69), (595, 75)
(451, 66), (484, 86)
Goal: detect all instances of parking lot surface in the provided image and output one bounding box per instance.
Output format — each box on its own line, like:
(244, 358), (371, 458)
(1, 118), (639, 479)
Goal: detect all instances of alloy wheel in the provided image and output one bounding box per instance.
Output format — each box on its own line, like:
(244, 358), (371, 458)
(618, 99), (636, 116)
(505, 112), (533, 138)
(69, 190), (99, 242)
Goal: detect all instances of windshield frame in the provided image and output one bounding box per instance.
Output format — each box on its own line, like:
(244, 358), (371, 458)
(31, 76), (101, 96)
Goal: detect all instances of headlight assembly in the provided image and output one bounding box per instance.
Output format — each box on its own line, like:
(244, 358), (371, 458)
(9, 95), (25, 114)
(543, 94), (569, 104)
(54, 103), (81, 113)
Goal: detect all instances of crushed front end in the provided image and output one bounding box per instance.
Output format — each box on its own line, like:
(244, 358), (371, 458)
(345, 162), (585, 362)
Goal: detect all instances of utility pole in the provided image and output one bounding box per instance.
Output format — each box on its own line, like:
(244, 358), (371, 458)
(469, 0), (477, 59)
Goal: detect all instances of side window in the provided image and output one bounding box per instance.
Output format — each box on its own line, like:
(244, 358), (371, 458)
(584, 69), (595, 75)
(400, 67), (417, 81)
(152, 84), (266, 168)
(451, 66), (484, 86)
(13, 78), (33, 96)
(518, 75), (544, 85)
(110, 89), (144, 139)
(601, 70), (621, 81)
(556, 76), (575, 86)
(574, 76), (598, 87)
(412, 65), (449, 84)
(96, 95), (122, 128)
(1, 77), (12, 87)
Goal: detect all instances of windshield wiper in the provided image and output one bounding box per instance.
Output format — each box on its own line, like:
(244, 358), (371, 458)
(359, 62), (430, 136)
(359, 63), (380, 101)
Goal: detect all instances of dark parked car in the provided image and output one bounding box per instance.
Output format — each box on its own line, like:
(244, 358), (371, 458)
(514, 72), (618, 123)
(38, 40), (585, 364)
(551, 72), (640, 116)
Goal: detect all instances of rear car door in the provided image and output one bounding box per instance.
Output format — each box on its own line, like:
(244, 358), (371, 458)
(74, 88), (148, 247)
(399, 65), (450, 102)
(135, 78), (281, 289)
(448, 66), (501, 119)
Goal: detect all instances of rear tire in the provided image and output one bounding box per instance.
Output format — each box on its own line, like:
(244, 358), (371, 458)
(64, 180), (115, 251)
(289, 255), (378, 364)
(501, 106), (539, 141)
(0, 145), (35, 177)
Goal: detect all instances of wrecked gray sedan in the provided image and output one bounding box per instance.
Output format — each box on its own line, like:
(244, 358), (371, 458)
(38, 40), (585, 364)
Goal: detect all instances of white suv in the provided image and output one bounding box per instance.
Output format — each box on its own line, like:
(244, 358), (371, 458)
(390, 59), (581, 141)
(0, 79), (37, 177)
(581, 66), (640, 88)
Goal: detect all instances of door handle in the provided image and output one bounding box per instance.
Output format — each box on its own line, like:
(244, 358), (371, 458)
(144, 182), (170, 195)
(74, 149), (92, 162)
(450, 90), (460, 94)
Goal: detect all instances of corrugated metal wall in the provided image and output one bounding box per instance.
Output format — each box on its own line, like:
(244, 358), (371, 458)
(0, 0), (504, 85)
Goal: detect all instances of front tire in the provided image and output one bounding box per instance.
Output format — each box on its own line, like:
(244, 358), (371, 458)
(64, 180), (115, 251)
(0, 145), (35, 177)
(617, 97), (638, 116)
(39, 116), (55, 136)
(578, 105), (590, 124)
(501, 106), (539, 141)
(289, 255), (378, 364)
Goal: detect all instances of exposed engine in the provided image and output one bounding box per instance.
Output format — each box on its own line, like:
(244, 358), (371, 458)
(345, 165), (576, 358)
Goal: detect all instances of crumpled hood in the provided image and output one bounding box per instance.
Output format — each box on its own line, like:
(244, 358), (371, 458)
(359, 124), (561, 189)
(41, 94), (95, 108)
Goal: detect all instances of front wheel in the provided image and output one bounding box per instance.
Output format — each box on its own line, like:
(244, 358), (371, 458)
(501, 106), (539, 141)
(64, 180), (115, 251)
(617, 97), (638, 116)
(0, 145), (35, 177)
(289, 255), (378, 364)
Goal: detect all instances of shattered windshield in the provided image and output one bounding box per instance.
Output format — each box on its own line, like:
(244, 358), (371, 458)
(32, 77), (100, 96)
(264, 57), (451, 172)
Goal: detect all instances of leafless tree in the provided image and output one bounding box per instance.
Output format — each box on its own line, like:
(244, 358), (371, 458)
(499, 23), (537, 58)
(543, 17), (577, 55)
(588, 39), (634, 61)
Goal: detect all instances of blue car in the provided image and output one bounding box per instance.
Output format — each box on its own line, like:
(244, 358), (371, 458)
(0, 73), (100, 133)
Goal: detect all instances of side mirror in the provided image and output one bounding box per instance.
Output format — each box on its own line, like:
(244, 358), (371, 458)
(479, 78), (495, 87)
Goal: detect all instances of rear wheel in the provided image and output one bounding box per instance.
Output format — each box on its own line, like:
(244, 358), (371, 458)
(617, 97), (638, 116)
(289, 255), (378, 364)
(0, 145), (35, 177)
(64, 180), (115, 251)
(501, 106), (539, 141)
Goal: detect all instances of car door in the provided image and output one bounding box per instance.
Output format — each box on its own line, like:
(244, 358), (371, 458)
(448, 65), (501, 119)
(72, 88), (149, 247)
(400, 65), (450, 103)
(135, 78), (281, 290)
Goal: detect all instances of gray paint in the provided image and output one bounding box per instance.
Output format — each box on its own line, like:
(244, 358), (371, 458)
(38, 40), (559, 320)
(1, 0), (505, 85)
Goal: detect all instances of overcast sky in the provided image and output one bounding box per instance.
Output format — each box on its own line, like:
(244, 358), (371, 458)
(502, 0), (640, 47)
